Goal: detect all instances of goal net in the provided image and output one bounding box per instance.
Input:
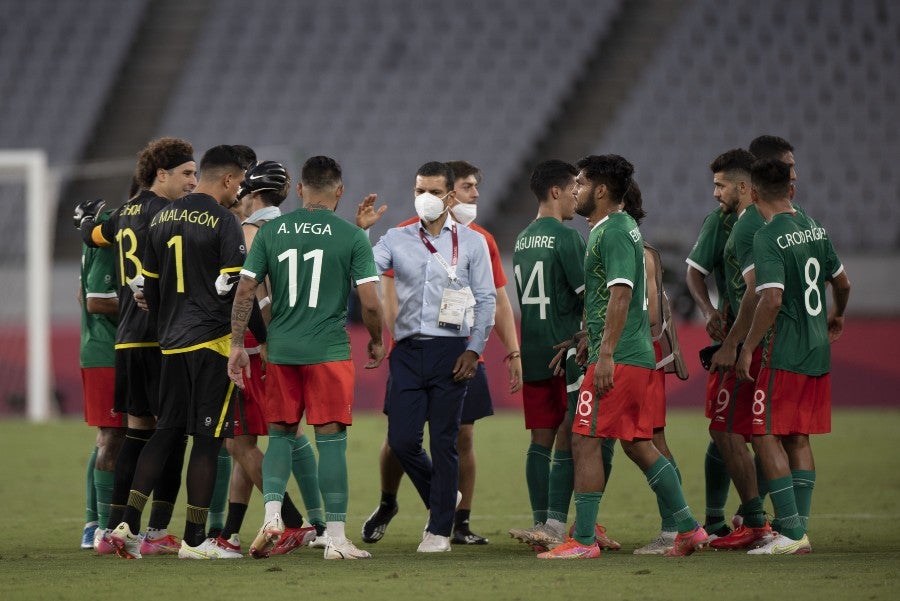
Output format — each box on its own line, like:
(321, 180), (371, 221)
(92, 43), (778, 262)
(0, 150), (53, 421)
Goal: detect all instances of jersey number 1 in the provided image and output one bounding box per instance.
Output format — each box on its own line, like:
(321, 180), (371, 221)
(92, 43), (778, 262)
(278, 248), (323, 308)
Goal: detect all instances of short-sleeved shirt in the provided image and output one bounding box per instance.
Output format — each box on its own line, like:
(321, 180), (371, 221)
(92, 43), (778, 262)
(722, 205), (766, 318)
(95, 190), (170, 347)
(583, 212), (655, 368)
(241, 207), (378, 365)
(754, 210), (843, 375)
(513, 217), (586, 381)
(142, 193), (246, 352)
(80, 211), (118, 367)
(686, 207), (736, 329)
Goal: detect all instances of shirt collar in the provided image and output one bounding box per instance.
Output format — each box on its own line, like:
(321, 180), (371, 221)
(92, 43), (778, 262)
(243, 206), (281, 225)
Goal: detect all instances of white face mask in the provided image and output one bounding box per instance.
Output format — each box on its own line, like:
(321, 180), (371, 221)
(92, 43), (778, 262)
(414, 192), (448, 223)
(451, 202), (477, 225)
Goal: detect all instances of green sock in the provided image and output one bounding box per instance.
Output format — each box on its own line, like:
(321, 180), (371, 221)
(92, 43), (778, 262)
(208, 447), (231, 532)
(658, 455), (682, 531)
(573, 492), (603, 545)
(601, 438), (616, 483)
(262, 429), (295, 504)
(704, 441), (729, 529)
(755, 453), (769, 498)
(526, 443), (552, 524)
(315, 431), (349, 522)
(792, 469), (816, 533)
(646, 456), (696, 533)
(767, 474), (804, 540)
(291, 433), (324, 526)
(740, 495), (767, 528)
(93, 468), (115, 530)
(547, 449), (573, 523)
(85, 447), (98, 524)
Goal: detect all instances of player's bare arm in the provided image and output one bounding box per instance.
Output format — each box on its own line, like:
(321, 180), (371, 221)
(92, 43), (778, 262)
(358, 281), (385, 368)
(685, 265), (726, 341)
(710, 267), (758, 372)
(86, 296), (118, 315)
(494, 286), (522, 393)
(228, 275), (260, 387)
(594, 284), (632, 396)
(827, 271), (851, 343)
(736, 287), (782, 381)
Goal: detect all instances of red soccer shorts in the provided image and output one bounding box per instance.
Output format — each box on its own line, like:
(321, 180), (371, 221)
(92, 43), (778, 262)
(709, 346), (762, 439)
(234, 353), (268, 436)
(81, 367), (123, 428)
(572, 363), (654, 441)
(751, 368), (831, 436)
(704, 370), (721, 419)
(265, 360), (354, 426)
(522, 376), (568, 430)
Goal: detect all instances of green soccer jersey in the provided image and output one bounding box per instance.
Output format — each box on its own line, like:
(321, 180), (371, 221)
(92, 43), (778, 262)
(80, 211), (118, 367)
(513, 217), (586, 382)
(722, 205), (766, 318)
(686, 207), (736, 330)
(583, 212), (655, 368)
(242, 207), (378, 365)
(753, 210), (842, 375)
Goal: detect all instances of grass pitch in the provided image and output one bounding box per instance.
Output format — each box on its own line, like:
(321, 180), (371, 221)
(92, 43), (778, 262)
(1, 409), (898, 601)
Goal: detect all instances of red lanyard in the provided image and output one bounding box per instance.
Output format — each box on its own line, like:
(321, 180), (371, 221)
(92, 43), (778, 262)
(419, 223), (459, 279)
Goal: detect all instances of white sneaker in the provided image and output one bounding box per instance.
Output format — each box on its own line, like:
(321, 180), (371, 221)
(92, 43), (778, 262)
(632, 530), (677, 555)
(418, 532), (451, 553)
(178, 538), (243, 559)
(522, 522), (565, 548)
(747, 532), (812, 555)
(323, 537), (371, 559)
(109, 522), (142, 559)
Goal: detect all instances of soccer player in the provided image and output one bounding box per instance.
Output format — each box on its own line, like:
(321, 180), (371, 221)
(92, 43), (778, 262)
(75, 137), (197, 554)
(684, 156), (739, 540)
(738, 158), (849, 554)
(702, 149), (774, 550)
(215, 160), (323, 556)
(359, 161), (518, 545)
(230, 155), (384, 561)
(77, 208), (124, 549)
(621, 180), (693, 555)
(538, 155), (706, 559)
(107, 144), (247, 559)
(507, 160), (588, 545)
(370, 161), (496, 553)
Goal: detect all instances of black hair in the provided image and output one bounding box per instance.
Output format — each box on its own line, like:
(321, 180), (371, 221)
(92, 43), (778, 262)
(750, 158), (792, 200)
(300, 156), (342, 190)
(748, 135), (794, 160)
(575, 154), (634, 202)
(529, 159), (577, 202)
(416, 161), (455, 192)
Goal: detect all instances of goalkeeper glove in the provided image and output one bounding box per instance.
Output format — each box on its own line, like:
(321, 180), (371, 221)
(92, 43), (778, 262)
(73, 198), (106, 229)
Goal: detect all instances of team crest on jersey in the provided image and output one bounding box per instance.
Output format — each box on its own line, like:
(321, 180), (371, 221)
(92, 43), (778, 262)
(204, 416), (212, 426)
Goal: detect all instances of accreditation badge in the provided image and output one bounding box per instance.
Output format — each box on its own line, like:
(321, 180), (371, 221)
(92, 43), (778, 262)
(438, 287), (468, 330)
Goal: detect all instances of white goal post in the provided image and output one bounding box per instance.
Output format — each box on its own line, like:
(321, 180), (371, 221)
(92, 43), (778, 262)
(0, 150), (52, 421)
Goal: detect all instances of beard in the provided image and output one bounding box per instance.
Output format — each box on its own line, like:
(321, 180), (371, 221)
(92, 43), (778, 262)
(575, 187), (596, 217)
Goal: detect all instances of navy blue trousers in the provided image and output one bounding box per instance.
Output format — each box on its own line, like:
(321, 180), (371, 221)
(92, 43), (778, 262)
(386, 336), (468, 537)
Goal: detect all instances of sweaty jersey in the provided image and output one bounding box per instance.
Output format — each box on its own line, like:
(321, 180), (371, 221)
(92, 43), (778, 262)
(241, 207), (378, 365)
(584, 212), (655, 368)
(722, 204), (766, 318)
(513, 217), (585, 381)
(686, 207), (736, 332)
(754, 210), (843, 375)
(80, 211), (118, 367)
(142, 193), (245, 352)
(95, 190), (170, 347)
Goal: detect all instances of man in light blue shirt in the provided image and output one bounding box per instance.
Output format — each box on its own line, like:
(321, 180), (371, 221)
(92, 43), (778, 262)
(371, 161), (496, 553)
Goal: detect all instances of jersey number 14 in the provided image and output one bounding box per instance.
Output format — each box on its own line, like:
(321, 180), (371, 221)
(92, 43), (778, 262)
(514, 261), (550, 320)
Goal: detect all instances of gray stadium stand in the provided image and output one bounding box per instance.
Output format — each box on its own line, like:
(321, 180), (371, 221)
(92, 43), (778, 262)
(156, 0), (622, 236)
(591, 0), (900, 252)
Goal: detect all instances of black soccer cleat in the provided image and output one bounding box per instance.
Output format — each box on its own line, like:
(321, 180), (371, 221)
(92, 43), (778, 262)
(361, 503), (399, 543)
(451, 526), (489, 545)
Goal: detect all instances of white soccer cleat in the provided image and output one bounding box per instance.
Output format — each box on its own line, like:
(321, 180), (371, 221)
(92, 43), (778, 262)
(417, 532), (451, 553)
(109, 522), (143, 559)
(323, 537), (371, 560)
(747, 532), (812, 555)
(632, 530), (677, 555)
(178, 538), (243, 559)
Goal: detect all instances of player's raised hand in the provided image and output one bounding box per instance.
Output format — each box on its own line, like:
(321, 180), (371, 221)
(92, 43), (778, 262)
(356, 194), (387, 230)
(73, 198), (106, 229)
